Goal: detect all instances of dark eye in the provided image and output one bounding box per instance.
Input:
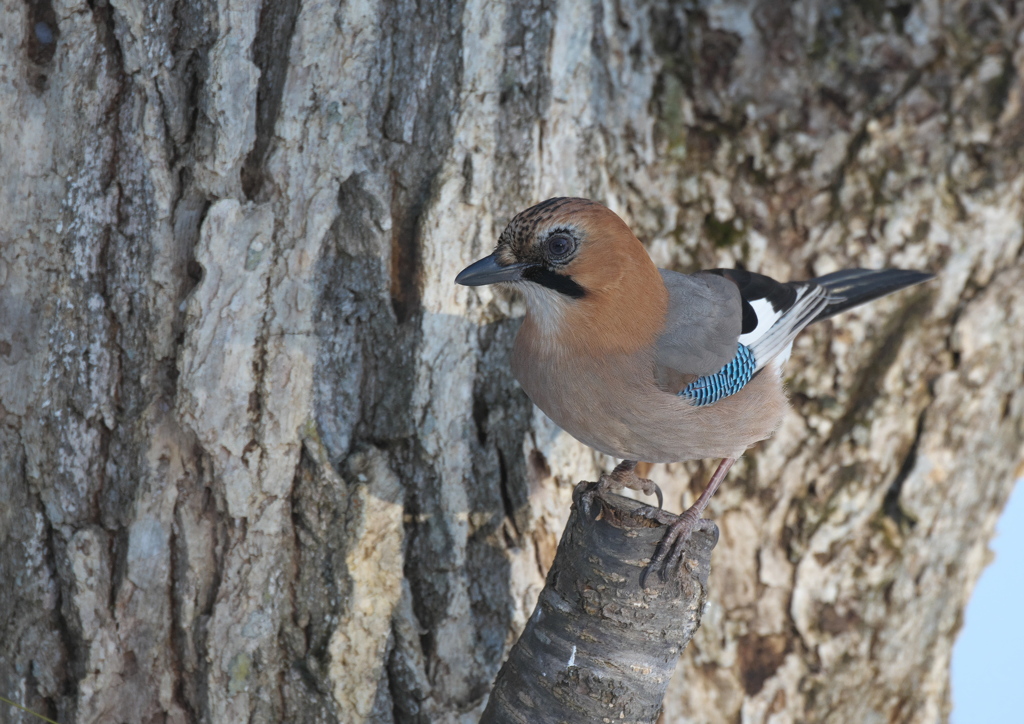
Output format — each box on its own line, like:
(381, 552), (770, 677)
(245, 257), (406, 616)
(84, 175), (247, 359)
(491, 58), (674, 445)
(546, 233), (574, 259)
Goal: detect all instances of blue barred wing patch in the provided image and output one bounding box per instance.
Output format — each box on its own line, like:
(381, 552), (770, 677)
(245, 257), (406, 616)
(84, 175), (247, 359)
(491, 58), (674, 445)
(680, 344), (756, 406)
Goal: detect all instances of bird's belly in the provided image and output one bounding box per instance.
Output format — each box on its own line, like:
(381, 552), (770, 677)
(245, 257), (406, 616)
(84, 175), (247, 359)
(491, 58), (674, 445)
(512, 347), (788, 463)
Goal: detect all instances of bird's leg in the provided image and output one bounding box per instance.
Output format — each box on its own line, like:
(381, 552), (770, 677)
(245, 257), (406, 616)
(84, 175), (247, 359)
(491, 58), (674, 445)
(597, 459), (664, 510)
(640, 457), (736, 588)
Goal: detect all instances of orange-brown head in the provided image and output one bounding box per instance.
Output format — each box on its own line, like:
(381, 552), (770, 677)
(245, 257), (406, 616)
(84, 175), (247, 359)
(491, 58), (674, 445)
(456, 198), (668, 354)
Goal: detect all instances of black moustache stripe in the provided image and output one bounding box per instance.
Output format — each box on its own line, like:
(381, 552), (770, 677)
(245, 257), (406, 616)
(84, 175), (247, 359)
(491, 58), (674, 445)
(522, 266), (586, 299)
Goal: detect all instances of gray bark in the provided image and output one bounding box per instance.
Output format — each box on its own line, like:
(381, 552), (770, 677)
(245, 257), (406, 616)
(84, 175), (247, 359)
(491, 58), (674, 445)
(482, 488), (716, 724)
(1, 1), (1022, 723)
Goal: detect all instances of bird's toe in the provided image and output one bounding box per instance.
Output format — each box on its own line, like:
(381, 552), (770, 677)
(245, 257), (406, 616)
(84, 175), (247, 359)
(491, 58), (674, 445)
(640, 509), (703, 587)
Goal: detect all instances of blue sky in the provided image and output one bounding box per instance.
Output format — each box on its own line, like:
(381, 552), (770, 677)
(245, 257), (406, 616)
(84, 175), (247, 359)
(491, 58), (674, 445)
(951, 478), (1024, 722)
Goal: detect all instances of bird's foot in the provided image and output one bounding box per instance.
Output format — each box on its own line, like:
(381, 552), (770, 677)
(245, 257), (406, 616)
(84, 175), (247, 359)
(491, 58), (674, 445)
(596, 460), (663, 509)
(639, 510), (718, 589)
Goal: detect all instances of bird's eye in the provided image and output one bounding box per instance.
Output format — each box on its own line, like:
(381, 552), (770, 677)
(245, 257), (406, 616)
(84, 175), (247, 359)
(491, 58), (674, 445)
(546, 233), (574, 260)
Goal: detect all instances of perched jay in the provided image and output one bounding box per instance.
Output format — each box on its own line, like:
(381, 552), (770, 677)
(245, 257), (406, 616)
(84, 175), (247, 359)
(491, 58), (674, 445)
(456, 197), (932, 585)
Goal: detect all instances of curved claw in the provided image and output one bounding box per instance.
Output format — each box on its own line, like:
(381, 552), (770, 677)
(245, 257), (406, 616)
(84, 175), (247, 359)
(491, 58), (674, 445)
(597, 460), (662, 509)
(638, 458), (735, 588)
(639, 563), (654, 590)
(639, 509), (700, 586)
(662, 530), (691, 579)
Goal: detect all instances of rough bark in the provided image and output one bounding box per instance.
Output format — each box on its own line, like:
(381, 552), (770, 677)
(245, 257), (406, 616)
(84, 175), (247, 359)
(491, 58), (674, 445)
(0, 1), (1022, 723)
(482, 487), (717, 724)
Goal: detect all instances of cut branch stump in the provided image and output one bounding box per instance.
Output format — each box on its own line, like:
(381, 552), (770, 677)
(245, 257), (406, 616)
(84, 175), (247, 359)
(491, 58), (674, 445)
(481, 484), (717, 723)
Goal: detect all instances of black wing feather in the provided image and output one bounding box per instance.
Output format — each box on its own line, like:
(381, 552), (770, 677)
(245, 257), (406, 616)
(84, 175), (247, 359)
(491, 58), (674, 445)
(706, 269), (799, 334)
(707, 267), (934, 370)
(809, 269), (935, 321)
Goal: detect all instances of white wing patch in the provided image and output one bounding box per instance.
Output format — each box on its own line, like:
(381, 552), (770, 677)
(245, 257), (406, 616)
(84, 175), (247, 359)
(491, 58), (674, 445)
(738, 298), (782, 346)
(746, 286), (830, 371)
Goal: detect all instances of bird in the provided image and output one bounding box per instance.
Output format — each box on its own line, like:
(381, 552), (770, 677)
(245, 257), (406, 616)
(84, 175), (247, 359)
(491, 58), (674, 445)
(455, 197), (933, 586)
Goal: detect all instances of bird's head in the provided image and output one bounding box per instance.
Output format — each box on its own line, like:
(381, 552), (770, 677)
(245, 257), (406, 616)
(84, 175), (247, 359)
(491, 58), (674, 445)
(456, 198), (667, 349)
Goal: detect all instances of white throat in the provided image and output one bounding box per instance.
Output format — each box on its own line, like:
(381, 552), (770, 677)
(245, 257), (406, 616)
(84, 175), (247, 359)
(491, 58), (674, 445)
(517, 282), (572, 339)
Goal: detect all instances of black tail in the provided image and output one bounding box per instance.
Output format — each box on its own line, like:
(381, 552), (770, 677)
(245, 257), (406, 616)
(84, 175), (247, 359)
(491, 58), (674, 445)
(810, 268), (935, 322)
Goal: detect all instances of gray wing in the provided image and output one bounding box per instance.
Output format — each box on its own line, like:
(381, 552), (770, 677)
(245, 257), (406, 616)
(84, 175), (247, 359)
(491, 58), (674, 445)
(654, 270), (743, 393)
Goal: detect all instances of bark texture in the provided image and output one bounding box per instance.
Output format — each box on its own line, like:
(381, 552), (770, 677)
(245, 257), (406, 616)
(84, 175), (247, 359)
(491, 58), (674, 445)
(482, 488), (717, 724)
(1, 1), (1022, 723)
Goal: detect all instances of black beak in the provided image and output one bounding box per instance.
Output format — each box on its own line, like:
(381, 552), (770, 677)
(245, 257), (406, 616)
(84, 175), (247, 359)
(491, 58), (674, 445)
(455, 253), (531, 286)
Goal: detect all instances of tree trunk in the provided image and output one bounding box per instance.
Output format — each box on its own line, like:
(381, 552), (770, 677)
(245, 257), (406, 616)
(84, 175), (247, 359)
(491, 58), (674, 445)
(1, 1), (1021, 723)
